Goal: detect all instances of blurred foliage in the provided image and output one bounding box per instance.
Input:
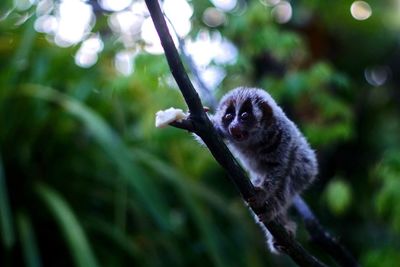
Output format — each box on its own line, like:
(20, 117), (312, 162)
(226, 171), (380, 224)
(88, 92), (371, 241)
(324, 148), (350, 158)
(1, 1), (400, 267)
(374, 151), (400, 233)
(324, 178), (352, 216)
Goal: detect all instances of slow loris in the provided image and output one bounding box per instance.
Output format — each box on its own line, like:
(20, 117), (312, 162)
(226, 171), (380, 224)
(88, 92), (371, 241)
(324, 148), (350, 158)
(210, 87), (318, 252)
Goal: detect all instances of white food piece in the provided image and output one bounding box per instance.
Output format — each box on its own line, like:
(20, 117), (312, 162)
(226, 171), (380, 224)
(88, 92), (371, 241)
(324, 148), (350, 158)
(155, 107), (188, 128)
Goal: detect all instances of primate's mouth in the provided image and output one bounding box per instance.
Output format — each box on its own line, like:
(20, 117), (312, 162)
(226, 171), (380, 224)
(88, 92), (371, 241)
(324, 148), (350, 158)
(230, 130), (249, 142)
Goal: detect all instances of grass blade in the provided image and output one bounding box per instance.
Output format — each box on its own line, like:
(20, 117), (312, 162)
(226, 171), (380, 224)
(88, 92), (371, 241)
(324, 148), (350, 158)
(17, 212), (42, 267)
(132, 149), (236, 267)
(85, 216), (140, 259)
(21, 84), (171, 230)
(36, 183), (100, 267)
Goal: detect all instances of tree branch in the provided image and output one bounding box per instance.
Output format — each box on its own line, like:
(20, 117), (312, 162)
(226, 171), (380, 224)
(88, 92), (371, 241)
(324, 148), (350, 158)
(293, 196), (360, 267)
(145, 1), (328, 266)
(163, 13), (217, 109)
(164, 5), (359, 267)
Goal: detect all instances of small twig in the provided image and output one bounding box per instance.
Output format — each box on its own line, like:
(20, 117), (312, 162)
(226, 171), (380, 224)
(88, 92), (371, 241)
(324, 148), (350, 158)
(144, 1), (328, 266)
(163, 13), (217, 109)
(177, 38), (218, 110)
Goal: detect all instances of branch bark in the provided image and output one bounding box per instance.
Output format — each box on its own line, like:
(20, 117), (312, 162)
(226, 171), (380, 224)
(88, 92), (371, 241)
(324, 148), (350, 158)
(144, 1), (329, 266)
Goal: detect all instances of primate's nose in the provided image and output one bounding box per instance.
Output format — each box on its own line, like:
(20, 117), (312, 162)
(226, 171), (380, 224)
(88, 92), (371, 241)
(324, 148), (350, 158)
(229, 125), (248, 141)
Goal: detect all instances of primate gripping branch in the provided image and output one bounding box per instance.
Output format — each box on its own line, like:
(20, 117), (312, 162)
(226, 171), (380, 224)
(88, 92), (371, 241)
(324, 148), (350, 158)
(144, 1), (328, 266)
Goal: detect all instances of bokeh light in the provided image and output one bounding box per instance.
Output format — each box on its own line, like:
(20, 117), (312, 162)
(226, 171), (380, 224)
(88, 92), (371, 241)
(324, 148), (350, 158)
(30, 0), (236, 79)
(108, 10), (144, 47)
(141, 17), (167, 54)
(350, 1), (372, 21)
(186, 31), (237, 67)
(75, 34), (104, 68)
(186, 30), (238, 90)
(271, 1), (292, 24)
(115, 50), (136, 76)
(259, 0), (280, 7)
(198, 65), (226, 90)
(163, 0), (193, 37)
(364, 66), (390, 87)
(34, 14), (57, 34)
(54, 0), (94, 47)
(36, 0), (53, 16)
(210, 0), (237, 12)
(141, 0), (192, 54)
(14, 0), (35, 11)
(202, 7), (226, 27)
(99, 0), (132, 12)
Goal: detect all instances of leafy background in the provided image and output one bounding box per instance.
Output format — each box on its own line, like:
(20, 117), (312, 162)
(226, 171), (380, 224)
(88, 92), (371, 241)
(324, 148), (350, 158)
(1, 0), (400, 267)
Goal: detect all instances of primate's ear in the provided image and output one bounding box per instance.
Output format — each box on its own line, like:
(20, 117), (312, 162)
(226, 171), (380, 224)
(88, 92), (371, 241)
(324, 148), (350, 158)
(258, 100), (274, 124)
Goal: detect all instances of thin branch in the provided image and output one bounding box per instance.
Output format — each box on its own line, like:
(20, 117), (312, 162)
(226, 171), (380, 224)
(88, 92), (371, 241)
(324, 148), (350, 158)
(163, 13), (217, 109)
(144, 1), (328, 266)
(293, 196), (360, 267)
(169, 119), (195, 132)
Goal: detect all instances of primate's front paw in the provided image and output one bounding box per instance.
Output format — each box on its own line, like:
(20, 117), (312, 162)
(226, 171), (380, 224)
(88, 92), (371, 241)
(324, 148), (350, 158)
(284, 220), (297, 238)
(247, 186), (267, 209)
(269, 218), (296, 254)
(247, 186), (275, 222)
(271, 239), (286, 253)
(248, 189), (289, 224)
(256, 208), (279, 224)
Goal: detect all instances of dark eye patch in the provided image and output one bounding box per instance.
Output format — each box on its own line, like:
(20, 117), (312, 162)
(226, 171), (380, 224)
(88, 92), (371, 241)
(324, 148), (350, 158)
(239, 98), (252, 114)
(222, 104), (235, 126)
(238, 98), (255, 124)
(226, 104), (235, 115)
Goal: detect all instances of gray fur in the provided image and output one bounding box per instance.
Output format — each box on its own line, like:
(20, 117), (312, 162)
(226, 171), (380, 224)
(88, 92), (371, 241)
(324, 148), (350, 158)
(210, 87), (318, 253)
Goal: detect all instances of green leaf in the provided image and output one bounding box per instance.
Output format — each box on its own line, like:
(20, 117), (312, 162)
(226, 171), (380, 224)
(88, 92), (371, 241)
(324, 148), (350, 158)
(36, 183), (100, 267)
(85, 217), (141, 260)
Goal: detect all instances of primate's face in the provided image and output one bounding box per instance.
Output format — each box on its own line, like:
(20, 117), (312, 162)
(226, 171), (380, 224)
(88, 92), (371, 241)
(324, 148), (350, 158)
(215, 88), (274, 144)
(220, 98), (257, 142)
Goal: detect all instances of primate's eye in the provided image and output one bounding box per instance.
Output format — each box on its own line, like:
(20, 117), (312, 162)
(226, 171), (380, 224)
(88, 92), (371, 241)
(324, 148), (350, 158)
(240, 112), (249, 120)
(224, 113), (233, 121)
